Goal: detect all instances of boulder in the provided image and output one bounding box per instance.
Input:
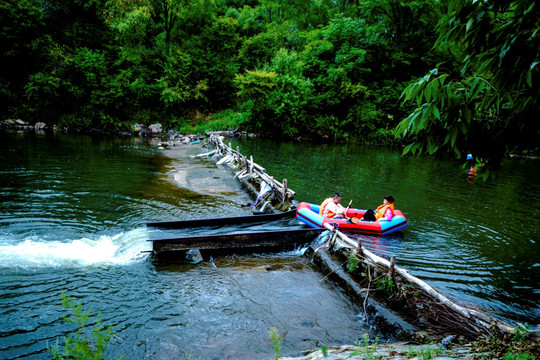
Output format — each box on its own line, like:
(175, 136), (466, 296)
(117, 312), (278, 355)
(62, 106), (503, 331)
(132, 123), (144, 133)
(35, 122), (47, 130)
(149, 123), (162, 134)
(184, 249), (203, 264)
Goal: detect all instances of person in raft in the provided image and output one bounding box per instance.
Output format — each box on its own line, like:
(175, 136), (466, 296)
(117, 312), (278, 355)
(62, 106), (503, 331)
(361, 195), (395, 222)
(319, 192), (349, 219)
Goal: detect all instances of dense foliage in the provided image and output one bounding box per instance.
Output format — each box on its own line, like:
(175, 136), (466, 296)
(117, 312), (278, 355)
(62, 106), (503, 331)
(1, 0), (442, 139)
(1, 0), (538, 169)
(397, 0), (540, 174)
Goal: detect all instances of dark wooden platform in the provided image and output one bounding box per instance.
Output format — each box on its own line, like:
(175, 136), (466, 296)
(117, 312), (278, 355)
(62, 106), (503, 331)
(149, 228), (325, 262)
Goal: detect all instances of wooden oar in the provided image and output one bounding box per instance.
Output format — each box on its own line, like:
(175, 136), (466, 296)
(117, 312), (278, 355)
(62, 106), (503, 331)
(344, 200), (360, 223)
(343, 200), (352, 219)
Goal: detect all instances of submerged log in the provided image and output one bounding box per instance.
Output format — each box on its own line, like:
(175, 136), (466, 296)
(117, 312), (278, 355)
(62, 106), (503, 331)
(149, 228), (325, 262)
(146, 209), (296, 229)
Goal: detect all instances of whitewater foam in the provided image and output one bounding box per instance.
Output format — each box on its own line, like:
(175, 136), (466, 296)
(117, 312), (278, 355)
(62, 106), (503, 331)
(0, 228), (152, 269)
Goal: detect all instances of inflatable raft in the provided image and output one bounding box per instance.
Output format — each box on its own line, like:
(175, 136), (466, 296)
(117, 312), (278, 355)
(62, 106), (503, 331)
(296, 202), (407, 236)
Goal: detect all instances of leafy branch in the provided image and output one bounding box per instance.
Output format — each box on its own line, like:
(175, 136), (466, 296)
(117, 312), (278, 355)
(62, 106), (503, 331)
(48, 292), (123, 360)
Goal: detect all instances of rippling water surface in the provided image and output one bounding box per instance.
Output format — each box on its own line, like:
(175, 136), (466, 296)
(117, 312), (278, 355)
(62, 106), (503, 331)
(230, 138), (540, 326)
(0, 131), (374, 360)
(1, 131), (539, 359)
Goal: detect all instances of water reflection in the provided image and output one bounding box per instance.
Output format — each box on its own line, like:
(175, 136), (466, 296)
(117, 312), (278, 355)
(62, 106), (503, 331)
(230, 137), (540, 325)
(0, 131), (378, 360)
(346, 233), (405, 261)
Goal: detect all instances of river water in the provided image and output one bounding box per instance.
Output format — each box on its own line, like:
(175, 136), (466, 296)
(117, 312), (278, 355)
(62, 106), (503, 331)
(0, 131), (538, 359)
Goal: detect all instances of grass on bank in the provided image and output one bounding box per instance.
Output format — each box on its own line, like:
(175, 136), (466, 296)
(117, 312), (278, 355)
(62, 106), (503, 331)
(174, 109), (249, 135)
(47, 279), (538, 359)
(48, 292), (123, 360)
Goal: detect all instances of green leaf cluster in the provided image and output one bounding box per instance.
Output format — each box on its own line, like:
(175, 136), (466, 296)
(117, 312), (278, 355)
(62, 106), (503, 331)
(3, 0), (537, 170)
(48, 292), (123, 360)
(398, 0), (540, 174)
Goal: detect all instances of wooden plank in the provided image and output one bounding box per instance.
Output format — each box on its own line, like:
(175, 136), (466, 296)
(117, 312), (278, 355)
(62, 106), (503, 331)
(146, 209), (296, 229)
(150, 228), (324, 250)
(149, 228), (325, 261)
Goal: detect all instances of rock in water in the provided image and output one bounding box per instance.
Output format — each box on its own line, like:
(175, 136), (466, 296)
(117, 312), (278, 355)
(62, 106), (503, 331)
(185, 249), (203, 264)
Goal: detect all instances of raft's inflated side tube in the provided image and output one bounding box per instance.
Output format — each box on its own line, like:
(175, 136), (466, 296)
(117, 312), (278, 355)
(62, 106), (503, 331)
(296, 202), (407, 236)
(296, 202), (324, 229)
(379, 212), (408, 235)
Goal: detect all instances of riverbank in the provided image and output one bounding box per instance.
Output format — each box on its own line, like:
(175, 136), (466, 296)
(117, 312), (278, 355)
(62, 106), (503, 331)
(286, 328), (540, 359)
(281, 341), (481, 359)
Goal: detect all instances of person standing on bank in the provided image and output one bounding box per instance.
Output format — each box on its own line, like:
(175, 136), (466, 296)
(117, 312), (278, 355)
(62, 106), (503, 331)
(361, 195), (395, 222)
(319, 193), (349, 219)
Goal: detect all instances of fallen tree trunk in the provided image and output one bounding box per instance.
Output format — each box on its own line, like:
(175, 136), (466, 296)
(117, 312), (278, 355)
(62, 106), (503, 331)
(322, 223), (514, 340)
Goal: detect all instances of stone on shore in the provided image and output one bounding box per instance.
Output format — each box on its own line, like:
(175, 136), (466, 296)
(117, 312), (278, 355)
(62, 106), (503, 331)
(280, 341), (481, 360)
(149, 123), (162, 134)
(35, 122), (47, 130)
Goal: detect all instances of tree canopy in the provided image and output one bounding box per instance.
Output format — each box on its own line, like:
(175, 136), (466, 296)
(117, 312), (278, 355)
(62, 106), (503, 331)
(397, 0), (540, 174)
(1, 0), (538, 171)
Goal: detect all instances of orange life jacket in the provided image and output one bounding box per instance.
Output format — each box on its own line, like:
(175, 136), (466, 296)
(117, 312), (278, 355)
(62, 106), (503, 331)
(375, 203), (395, 220)
(319, 198), (336, 217)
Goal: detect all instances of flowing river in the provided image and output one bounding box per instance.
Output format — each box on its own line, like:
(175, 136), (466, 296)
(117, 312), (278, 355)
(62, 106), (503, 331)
(0, 130), (538, 359)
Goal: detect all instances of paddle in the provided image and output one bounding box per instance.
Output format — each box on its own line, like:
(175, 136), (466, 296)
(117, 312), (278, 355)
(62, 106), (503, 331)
(344, 200), (361, 223)
(343, 200), (352, 219)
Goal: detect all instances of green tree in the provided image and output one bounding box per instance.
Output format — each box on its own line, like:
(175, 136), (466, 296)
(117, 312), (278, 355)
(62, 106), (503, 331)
(397, 0), (540, 175)
(0, 0), (46, 117)
(235, 69), (278, 132)
(267, 48), (314, 137)
(238, 30), (284, 72)
(300, 16), (372, 139)
(104, 0), (167, 124)
(149, 0), (181, 54)
(185, 16), (240, 108)
(105, 0), (153, 64)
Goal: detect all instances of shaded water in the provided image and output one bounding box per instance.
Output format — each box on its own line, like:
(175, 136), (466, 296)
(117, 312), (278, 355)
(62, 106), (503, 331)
(1, 131), (539, 359)
(0, 131), (372, 360)
(229, 138), (540, 326)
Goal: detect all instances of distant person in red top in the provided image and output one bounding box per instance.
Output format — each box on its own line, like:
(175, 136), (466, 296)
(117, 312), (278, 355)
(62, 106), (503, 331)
(319, 193), (349, 219)
(361, 195), (395, 222)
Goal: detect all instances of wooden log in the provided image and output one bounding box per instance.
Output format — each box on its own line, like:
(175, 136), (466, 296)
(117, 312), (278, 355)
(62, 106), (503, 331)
(150, 228), (325, 262)
(389, 255), (396, 278)
(322, 223), (514, 335)
(146, 209), (296, 228)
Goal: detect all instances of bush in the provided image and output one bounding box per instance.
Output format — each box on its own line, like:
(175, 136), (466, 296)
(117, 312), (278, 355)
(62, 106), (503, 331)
(48, 292), (123, 360)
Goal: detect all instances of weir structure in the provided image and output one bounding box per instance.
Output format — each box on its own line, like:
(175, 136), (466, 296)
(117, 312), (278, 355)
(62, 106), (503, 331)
(197, 133), (296, 213)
